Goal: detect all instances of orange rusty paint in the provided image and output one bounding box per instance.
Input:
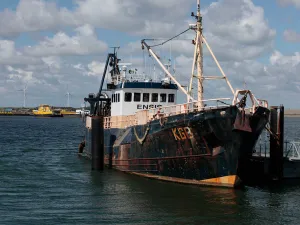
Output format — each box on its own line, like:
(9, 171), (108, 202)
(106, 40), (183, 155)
(199, 175), (241, 187)
(127, 172), (241, 188)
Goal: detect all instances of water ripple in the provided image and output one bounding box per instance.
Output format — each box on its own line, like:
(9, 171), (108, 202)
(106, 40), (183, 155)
(1, 116), (300, 225)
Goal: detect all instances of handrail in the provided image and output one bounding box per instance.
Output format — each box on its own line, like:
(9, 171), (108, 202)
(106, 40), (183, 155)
(92, 94), (266, 129)
(254, 139), (300, 161)
(100, 98), (232, 129)
(286, 142), (300, 161)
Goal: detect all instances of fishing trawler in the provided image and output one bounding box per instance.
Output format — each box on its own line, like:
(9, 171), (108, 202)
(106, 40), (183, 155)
(33, 104), (63, 117)
(83, 0), (270, 188)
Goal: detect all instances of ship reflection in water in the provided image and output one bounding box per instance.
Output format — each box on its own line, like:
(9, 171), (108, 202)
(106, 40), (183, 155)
(86, 166), (299, 225)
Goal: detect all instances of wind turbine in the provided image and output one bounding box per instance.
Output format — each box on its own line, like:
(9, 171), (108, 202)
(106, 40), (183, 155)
(65, 85), (72, 107)
(18, 83), (28, 108)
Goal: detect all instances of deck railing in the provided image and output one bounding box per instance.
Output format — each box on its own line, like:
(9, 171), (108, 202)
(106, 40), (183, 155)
(254, 136), (300, 161)
(98, 98), (232, 129)
(103, 115), (137, 129)
(87, 89), (267, 129)
(147, 98), (231, 120)
(285, 142), (300, 161)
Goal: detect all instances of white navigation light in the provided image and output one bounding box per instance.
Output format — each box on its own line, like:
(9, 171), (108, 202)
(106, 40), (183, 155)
(161, 77), (170, 86)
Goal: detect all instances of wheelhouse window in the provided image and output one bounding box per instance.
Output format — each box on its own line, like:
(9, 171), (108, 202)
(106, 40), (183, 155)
(112, 94), (115, 103)
(124, 92), (132, 102)
(134, 93), (141, 102)
(168, 94), (175, 103)
(160, 93), (166, 102)
(117, 93), (120, 102)
(152, 93), (158, 102)
(143, 93), (149, 102)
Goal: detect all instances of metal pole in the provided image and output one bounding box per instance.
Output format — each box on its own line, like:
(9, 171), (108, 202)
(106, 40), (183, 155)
(269, 106), (284, 181)
(196, 0), (204, 108)
(201, 35), (235, 95)
(142, 41), (194, 101)
(188, 33), (198, 102)
(91, 116), (104, 170)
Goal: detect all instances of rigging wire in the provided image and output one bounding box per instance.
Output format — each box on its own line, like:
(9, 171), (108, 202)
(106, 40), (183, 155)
(145, 28), (192, 48)
(142, 27), (224, 100)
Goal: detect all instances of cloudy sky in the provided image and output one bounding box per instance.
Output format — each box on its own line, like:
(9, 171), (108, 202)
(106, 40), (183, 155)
(0, 0), (299, 108)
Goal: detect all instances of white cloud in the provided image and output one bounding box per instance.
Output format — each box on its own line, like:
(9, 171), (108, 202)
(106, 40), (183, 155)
(0, 86), (6, 94)
(0, 0), (194, 38)
(24, 24), (107, 57)
(6, 66), (35, 84)
(134, 21), (176, 37)
(283, 29), (300, 42)
(0, 0), (76, 37)
(270, 50), (300, 66)
(42, 56), (61, 70)
(0, 40), (41, 65)
(202, 0), (276, 61)
(262, 50), (300, 101)
(204, 0), (275, 45)
(73, 0), (194, 37)
(169, 46), (300, 107)
(86, 61), (105, 77)
(126, 0), (276, 63)
(0, 57), (106, 106)
(0, 0), (297, 108)
(278, 0), (300, 9)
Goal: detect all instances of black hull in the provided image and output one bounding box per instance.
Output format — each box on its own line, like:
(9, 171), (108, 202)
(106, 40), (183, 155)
(85, 105), (269, 188)
(33, 114), (63, 117)
(62, 114), (81, 117)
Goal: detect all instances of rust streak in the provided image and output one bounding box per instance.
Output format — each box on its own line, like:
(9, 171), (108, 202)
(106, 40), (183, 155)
(112, 154), (211, 161)
(112, 164), (157, 166)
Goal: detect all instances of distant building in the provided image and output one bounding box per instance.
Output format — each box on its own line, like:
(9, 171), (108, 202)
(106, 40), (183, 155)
(75, 109), (90, 115)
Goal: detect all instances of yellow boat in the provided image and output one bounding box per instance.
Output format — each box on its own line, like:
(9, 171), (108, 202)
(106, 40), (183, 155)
(60, 109), (80, 117)
(32, 104), (63, 117)
(0, 111), (13, 115)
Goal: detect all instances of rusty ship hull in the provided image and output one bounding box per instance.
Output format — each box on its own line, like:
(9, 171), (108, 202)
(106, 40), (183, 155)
(85, 105), (269, 188)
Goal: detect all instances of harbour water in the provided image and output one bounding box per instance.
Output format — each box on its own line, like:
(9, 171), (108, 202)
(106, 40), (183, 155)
(1, 116), (300, 225)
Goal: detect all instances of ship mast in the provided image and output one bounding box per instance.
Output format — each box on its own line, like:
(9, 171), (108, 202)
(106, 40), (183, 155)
(196, 0), (203, 108)
(141, 0), (236, 107)
(188, 0), (235, 105)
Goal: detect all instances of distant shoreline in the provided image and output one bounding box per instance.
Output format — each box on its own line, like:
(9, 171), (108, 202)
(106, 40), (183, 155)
(0, 114), (81, 117)
(284, 115), (300, 118)
(1, 108), (300, 117)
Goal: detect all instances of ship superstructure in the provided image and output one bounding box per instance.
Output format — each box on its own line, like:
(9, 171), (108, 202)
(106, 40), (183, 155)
(83, 0), (270, 188)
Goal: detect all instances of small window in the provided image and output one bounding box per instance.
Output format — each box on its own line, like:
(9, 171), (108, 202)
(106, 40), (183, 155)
(152, 93), (158, 102)
(125, 92), (132, 102)
(143, 93), (149, 102)
(112, 94), (115, 103)
(160, 93), (166, 102)
(134, 93), (141, 102)
(168, 94), (175, 103)
(117, 93), (120, 102)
